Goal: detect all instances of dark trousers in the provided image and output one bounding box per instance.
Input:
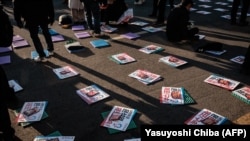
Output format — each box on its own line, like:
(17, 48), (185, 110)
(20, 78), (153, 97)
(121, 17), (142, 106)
(242, 45), (250, 72)
(231, 0), (250, 23)
(151, 0), (174, 16)
(0, 66), (15, 141)
(83, 0), (101, 34)
(187, 27), (199, 40)
(157, 0), (167, 22)
(0, 102), (15, 141)
(27, 22), (54, 58)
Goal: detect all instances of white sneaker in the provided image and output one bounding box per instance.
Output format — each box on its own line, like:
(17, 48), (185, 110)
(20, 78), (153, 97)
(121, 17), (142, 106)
(34, 56), (46, 62)
(34, 56), (42, 62)
(48, 51), (54, 56)
(93, 32), (105, 37)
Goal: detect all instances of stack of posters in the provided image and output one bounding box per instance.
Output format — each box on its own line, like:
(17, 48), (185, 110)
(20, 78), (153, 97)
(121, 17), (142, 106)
(109, 53), (136, 64)
(8, 79), (23, 92)
(53, 66), (79, 79)
(232, 86), (250, 104)
(12, 35), (29, 48)
(117, 8), (133, 24)
(33, 136), (75, 141)
(74, 31), (91, 39)
(101, 110), (137, 134)
(71, 25), (85, 31)
(51, 34), (65, 42)
(15, 101), (48, 124)
(101, 25), (118, 33)
(184, 108), (228, 125)
(196, 11), (211, 15)
(100, 105), (137, 133)
(48, 28), (59, 36)
(159, 55), (188, 67)
(90, 39), (110, 48)
(142, 26), (162, 33)
(65, 41), (86, 53)
(160, 87), (195, 105)
(205, 50), (227, 55)
(128, 69), (162, 85)
(130, 21), (149, 26)
(0, 46), (12, 53)
(76, 84), (110, 105)
(204, 74), (240, 90)
(0, 55), (11, 65)
(14, 109), (48, 127)
(139, 45), (164, 54)
(120, 32), (140, 40)
(230, 55), (245, 64)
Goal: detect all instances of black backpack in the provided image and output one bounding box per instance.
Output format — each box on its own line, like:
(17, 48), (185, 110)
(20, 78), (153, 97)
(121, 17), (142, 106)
(0, 6), (13, 47)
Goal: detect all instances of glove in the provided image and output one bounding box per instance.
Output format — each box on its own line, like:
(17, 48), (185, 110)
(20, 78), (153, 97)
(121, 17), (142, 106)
(48, 17), (54, 26)
(16, 20), (23, 28)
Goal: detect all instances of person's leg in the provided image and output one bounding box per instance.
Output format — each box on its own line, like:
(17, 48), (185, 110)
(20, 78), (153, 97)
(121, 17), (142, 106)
(40, 23), (54, 53)
(91, 1), (101, 34)
(187, 27), (199, 40)
(156, 0), (167, 23)
(0, 102), (15, 141)
(230, 0), (240, 24)
(101, 8), (108, 24)
(239, 0), (250, 26)
(78, 9), (86, 24)
(0, 66), (15, 141)
(169, 0), (174, 9)
(84, 1), (94, 30)
(241, 45), (250, 75)
(28, 23), (46, 58)
(149, 0), (158, 17)
(71, 9), (78, 24)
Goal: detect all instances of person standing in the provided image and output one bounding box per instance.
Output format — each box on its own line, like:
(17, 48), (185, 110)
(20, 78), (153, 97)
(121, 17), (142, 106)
(13, 0), (55, 62)
(68, 0), (86, 25)
(149, 0), (174, 18)
(80, 0), (104, 37)
(240, 45), (250, 75)
(0, 4), (13, 47)
(230, 0), (250, 26)
(100, 0), (128, 25)
(0, 66), (16, 141)
(166, 0), (199, 42)
(0, 6), (17, 141)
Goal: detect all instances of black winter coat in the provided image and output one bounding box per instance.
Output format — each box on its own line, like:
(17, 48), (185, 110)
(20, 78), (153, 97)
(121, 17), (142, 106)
(166, 6), (190, 42)
(13, 0), (54, 25)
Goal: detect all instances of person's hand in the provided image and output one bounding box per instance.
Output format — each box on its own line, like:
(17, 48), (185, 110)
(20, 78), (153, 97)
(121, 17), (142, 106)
(99, 3), (107, 9)
(16, 20), (23, 28)
(48, 17), (54, 26)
